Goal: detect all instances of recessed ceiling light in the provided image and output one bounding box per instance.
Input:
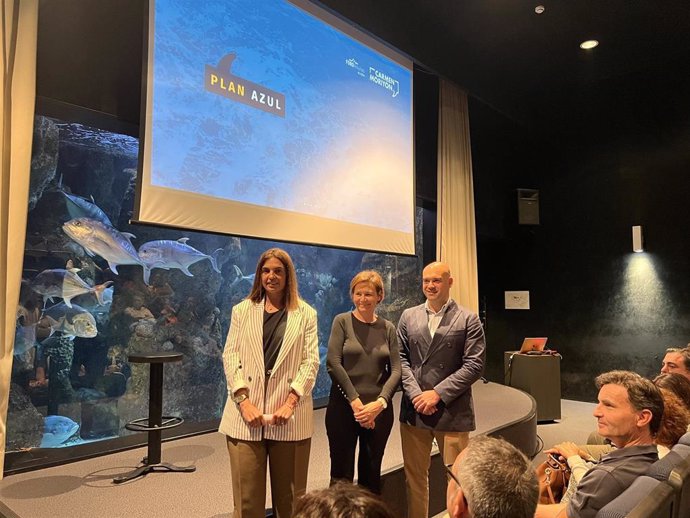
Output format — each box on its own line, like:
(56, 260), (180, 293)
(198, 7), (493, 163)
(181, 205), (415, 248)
(580, 40), (599, 50)
(535, 5), (545, 14)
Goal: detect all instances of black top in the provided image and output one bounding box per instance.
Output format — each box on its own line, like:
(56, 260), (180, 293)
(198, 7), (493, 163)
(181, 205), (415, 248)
(263, 308), (287, 373)
(326, 312), (401, 403)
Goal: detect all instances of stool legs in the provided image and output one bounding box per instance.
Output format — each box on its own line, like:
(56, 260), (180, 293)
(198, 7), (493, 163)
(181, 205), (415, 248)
(113, 362), (196, 483)
(147, 362), (163, 465)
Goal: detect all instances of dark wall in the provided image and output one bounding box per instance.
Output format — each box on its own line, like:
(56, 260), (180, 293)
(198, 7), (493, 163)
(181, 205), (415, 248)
(471, 58), (690, 401)
(36, 1), (690, 403)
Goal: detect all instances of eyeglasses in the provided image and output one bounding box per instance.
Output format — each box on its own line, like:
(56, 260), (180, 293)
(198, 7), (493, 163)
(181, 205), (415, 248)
(444, 463), (461, 487)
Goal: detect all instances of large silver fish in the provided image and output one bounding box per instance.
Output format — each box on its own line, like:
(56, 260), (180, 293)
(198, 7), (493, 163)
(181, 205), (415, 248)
(62, 218), (150, 284)
(58, 176), (113, 226)
(41, 415), (80, 448)
(138, 238), (221, 284)
(41, 303), (98, 339)
(31, 268), (113, 308)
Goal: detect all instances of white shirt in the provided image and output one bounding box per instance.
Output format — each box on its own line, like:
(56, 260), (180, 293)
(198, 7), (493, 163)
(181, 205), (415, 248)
(425, 298), (452, 338)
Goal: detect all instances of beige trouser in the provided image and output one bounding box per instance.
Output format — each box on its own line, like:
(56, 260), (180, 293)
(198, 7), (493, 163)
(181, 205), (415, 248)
(400, 423), (469, 518)
(226, 436), (311, 518)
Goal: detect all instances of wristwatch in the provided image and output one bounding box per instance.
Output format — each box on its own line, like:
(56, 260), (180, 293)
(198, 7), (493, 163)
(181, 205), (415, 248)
(377, 397), (388, 409)
(233, 393), (249, 405)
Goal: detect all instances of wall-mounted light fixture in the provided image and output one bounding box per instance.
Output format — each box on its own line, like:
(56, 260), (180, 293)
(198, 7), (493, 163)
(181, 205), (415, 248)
(632, 225), (644, 253)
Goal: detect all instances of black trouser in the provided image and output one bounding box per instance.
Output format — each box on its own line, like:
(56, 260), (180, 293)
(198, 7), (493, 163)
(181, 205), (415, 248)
(325, 391), (394, 494)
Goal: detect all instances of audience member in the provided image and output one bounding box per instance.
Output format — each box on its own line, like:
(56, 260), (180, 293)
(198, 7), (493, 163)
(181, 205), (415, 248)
(445, 436), (538, 518)
(535, 370), (663, 518)
(293, 482), (395, 518)
(660, 346), (690, 381)
(654, 387), (690, 453)
(653, 372), (690, 414)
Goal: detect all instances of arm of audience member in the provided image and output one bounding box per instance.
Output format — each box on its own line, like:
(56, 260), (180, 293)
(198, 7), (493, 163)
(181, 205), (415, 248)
(432, 313), (486, 405)
(566, 469), (618, 518)
(534, 503), (568, 518)
(325, 314), (360, 402)
(566, 456), (593, 485)
(398, 310), (423, 400)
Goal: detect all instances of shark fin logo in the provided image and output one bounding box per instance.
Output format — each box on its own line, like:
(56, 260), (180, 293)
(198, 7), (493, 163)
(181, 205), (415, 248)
(205, 53), (286, 117)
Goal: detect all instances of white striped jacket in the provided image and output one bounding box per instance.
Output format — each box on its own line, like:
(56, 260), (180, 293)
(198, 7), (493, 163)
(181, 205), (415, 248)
(219, 298), (319, 441)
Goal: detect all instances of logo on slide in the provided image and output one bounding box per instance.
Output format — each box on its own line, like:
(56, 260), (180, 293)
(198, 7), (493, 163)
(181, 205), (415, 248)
(205, 53), (286, 117)
(368, 67), (399, 97)
(345, 57), (365, 77)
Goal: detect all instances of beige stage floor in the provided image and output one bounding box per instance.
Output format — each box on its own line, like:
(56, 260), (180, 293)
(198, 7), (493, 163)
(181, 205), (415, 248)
(0, 381), (535, 518)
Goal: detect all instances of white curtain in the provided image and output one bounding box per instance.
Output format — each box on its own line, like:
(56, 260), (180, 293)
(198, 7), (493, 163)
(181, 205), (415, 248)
(436, 78), (479, 313)
(1, 0), (38, 479)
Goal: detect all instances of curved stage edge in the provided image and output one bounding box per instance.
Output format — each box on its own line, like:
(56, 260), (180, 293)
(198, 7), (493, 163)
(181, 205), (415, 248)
(0, 381), (536, 518)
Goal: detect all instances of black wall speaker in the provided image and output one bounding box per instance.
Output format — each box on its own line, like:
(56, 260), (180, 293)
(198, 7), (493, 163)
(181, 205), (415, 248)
(517, 188), (540, 225)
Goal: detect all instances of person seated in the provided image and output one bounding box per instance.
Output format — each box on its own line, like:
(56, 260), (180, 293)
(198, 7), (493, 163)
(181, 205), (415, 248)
(660, 346), (690, 381)
(445, 435), (538, 518)
(548, 375), (690, 506)
(293, 482), (394, 518)
(535, 370), (663, 518)
(653, 372), (690, 414)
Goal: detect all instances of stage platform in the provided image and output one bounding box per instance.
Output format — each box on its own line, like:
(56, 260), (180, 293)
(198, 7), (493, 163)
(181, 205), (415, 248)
(0, 380), (536, 518)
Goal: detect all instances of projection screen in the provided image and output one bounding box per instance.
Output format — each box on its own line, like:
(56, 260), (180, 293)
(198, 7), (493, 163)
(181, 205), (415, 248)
(135, 0), (415, 255)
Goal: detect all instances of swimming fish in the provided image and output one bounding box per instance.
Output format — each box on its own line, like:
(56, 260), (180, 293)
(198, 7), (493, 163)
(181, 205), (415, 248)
(41, 303), (98, 339)
(72, 285), (114, 310)
(31, 268), (113, 308)
(62, 218), (150, 284)
(138, 238), (221, 284)
(13, 322), (38, 355)
(229, 264), (255, 289)
(41, 415), (80, 448)
(58, 176), (113, 226)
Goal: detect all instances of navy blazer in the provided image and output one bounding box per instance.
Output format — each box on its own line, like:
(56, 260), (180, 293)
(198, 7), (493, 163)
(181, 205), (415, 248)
(398, 300), (486, 432)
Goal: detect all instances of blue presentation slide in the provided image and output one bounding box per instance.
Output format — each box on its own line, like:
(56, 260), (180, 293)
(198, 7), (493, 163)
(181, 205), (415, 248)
(150, 0), (414, 233)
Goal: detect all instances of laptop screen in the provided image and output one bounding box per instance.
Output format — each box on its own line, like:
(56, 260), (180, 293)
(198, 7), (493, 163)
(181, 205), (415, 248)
(519, 337), (548, 353)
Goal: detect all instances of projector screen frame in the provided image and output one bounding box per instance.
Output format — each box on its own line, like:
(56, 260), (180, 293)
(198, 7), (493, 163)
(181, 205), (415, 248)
(134, 0), (418, 257)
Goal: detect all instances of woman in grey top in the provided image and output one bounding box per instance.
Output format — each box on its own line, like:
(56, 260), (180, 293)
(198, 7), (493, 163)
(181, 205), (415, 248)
(325, 270), (402, 494)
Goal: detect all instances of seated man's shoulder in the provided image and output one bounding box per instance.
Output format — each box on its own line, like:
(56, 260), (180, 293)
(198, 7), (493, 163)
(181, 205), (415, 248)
(567, 445), (657, 518)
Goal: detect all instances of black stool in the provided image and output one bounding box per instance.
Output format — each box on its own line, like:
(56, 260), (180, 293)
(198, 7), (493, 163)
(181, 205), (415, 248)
(113, 352), (196, 483)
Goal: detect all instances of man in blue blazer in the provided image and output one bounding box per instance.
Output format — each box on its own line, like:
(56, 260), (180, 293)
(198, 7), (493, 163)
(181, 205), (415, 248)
(398, 261), (486, 518)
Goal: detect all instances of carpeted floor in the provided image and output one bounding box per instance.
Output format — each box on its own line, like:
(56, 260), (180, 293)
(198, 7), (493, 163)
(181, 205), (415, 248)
(0, 381), (537, 518)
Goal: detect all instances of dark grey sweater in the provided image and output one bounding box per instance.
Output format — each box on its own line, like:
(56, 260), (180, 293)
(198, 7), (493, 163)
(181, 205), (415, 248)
(326, 312), (402, 404)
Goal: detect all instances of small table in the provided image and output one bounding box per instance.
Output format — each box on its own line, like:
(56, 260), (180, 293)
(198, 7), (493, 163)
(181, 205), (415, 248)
(504, 351), (562, 421)
(113, 352), (196, 483)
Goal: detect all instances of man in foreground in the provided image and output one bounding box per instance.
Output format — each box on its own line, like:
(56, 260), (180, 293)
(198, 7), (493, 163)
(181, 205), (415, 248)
(535, 370), (664, 518)
(398, 261), (486, 518)
(445, 435), (539, 518)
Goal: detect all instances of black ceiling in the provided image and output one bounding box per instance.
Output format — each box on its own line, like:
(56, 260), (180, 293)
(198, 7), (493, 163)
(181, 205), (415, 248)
(37, 0), (690, 143)
(319, 0), (690, 141)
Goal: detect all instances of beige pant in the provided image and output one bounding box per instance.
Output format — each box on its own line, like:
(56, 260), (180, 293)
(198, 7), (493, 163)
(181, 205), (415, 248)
(400, 423), (469, 518)
(226, 436), (311, 518)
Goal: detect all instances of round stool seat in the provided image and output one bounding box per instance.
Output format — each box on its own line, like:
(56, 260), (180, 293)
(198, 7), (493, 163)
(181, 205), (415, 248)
(128, 352), (183, 364)
(125, 416), (184, 432)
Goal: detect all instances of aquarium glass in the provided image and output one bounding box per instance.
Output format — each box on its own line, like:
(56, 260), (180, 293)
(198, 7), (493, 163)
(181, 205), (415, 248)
(5, 113), (423, 469)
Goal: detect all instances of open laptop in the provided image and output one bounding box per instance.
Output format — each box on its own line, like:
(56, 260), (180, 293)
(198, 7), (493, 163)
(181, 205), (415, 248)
(519, 337), (548, 353)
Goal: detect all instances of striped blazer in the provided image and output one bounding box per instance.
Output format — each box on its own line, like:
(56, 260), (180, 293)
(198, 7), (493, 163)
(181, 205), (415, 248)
(219, 298), (319, 441)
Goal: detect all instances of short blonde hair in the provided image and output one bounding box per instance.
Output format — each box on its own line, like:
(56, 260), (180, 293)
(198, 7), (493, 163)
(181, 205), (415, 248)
(349, 270), (384, 303)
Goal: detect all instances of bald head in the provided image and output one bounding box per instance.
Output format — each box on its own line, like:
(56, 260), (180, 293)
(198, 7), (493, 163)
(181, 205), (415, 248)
(422, 261), (453, 311)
